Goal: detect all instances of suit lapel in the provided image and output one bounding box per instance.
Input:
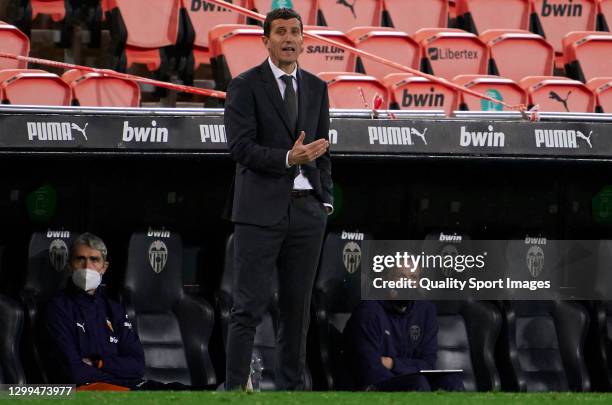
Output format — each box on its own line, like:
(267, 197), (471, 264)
(296, 68), (309, 137)
(260, 61), (294, 137)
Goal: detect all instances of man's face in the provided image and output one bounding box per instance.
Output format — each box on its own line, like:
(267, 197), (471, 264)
(70, 243), (108, 275)
(263, 18), (303, 68)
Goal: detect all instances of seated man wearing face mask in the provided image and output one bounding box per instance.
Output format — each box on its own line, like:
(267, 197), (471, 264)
(343, 263), (464, 391)
(44, 232), (145, 388)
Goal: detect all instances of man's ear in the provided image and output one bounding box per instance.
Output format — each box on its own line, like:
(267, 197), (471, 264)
(101, 261), (109, 275)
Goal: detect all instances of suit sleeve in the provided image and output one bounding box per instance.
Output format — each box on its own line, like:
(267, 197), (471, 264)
(100, 310), (145, 380)
(225, 75), (292, 176)
(44, 301), (114, 386)
(314, 83), (333, 205)
(391, 305), (438, 375)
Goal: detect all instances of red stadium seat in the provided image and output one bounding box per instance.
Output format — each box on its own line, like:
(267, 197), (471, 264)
(520, 75), (595, 112)
(109, 0), (181, 72)
(600, 0), (612, 30)
(531, 0), (597, 53)
(0, 69), (71, 106)
(346, 27), (419, 80)
(317, 0), (382, 33)
(209, 24), (267, 89)
(318, 72), (389, 109)
(480, 29), (554, 82)
(587, 77), (612, 112)
(62, 69), (141, 107)
(383, 0), (448, 35)
(300, 26), (356, 75)
(181, 0), (247, 72)
(412, 28), (488, 80)
(456, 0), (530, 34)
(13, 1), (77, 47)
(0, 23), (30, 70)
(250, 0), (317, 25)
(453, 74), (528, 112)
(383, 72), (459, 116)
(563, 31), (612, 83)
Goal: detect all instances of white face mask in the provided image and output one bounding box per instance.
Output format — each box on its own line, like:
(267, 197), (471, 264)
(72, 268), (102, 292)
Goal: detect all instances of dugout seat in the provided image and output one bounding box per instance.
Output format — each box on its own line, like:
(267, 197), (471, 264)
(62, 69), (141, 107)
(208, 24), (266, 90)
(0, 23), (30, 70)
(0, 294), (25, 384)
(586, 77), (612, 113)
(383, 0), (448, 35)
(12, 0), (77, 46)
(346, 27), (419, 80)
(179, 0), (247, 83)
(496, 300), (590, 391)
(250, 0), (317, 25)
(412, 28), (488, 81)
(318, 72), (389, 109)
(563, 31), (612, 83)
(317, 0), (382, 33)
(0, 69), (71, 106)
(108, 0), (182, 77)
(520, 75), (595, 112)
(309, 229), (370, 390)
(384, 73), (458, 115)
(434, 301), (501, 391)
(452, 74), (528, 112)
(456, 0), (530, 35)
(530, 0), (597, 54)
(122, 230), (216, 388)
(20, 230), (76, 383)
(300, 26), (356, 75)
(480, 29), (554, 82)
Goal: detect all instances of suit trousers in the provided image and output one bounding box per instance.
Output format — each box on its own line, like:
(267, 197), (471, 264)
(226, 194), (327, 390)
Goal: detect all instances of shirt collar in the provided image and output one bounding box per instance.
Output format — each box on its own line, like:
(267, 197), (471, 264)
(268, 57), (297, 81)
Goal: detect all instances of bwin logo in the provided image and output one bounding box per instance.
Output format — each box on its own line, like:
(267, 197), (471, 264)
(439, 233), (462, 242)
(402, 87), (445, 108)
(341, 230), (364, 240)
(342, 241), (362, 274)
(460, 125), (505, 147)
(200, 124), (227, 143)
(148, 240), (168, 274)
(147, 227), (171, 238)
(524, 236), (547, 245)
(47, 230), (70, 238)
(368, 126), (428, 145)
(190, 0), (233, 12)
(122, 120), (168, 143)
(541, 0), (582, 17)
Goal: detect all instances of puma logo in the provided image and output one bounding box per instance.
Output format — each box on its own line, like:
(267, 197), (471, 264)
(337, 0), (357, 18)
(71, 123), (88, 141)
(548, 91), (572, 112)
(76, 322), (85, 333)
(411, 128), (428, 145)
(576, 130), (593, 148)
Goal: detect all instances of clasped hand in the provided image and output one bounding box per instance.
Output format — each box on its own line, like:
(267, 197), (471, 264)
(288, 131), (329, 166)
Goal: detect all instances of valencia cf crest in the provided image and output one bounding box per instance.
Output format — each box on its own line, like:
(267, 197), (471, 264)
(148, 240), (168, 274)
(49, 239), (69, 272)
(409, 325), (421, 341)
(526, 245), (544, 278)
(342, 241), (362, 274)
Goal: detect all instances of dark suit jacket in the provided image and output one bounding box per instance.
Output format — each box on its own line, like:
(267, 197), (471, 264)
(224, 60), (333, 226)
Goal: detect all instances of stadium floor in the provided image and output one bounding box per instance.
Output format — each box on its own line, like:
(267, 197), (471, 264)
(10, 391), (612, 404)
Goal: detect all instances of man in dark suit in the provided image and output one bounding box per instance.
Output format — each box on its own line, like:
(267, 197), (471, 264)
(223, 7), (332, 390)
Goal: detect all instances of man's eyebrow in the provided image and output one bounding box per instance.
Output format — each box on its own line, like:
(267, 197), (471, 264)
(73, 255), (102, 260)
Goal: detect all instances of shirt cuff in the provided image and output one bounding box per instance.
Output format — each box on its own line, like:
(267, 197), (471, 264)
(323, 203), (333, 215)
(285, 151), (291, 168)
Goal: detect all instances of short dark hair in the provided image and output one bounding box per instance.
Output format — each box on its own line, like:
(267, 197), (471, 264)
(263, 7), (303, 37)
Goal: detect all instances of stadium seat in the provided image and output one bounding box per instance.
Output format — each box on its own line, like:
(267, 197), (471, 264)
(0, 294), (25, 384)
(0, 23), (30, 70)
(456, 0), (530, 35)
(434, 301), (501, 391)
(20, 230), (76, 383)
(496, 301), (591, 391)
(383, 73), (458, 116)
(346, 27), (419, 80)
(600, 0), (612, 30)
(480, 29), (554, 82)
(109, 0), (182, 76)
(563, 31), (612, 83)
(530, 0), (598, 54)
(452, 74), (528, 112)
(383, 0), (448, 35)
(122, 230), (216, 388)
(520, 75), (595, 112)
(250, 0), (317, 25)
(179, 0), (248, 82)
(412, 28), (488, 81)
(0, 69), (71, 106)
(586, 77), (612, 113)
(300, 26), (356, 76)
(309, 229), (370, 390)
(208, 24), (267, 90)
(318, 72), (389, 109)
(13, 0), (77, 46)
(317, 0), (382, 33)
(62, 69), (141, 107)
